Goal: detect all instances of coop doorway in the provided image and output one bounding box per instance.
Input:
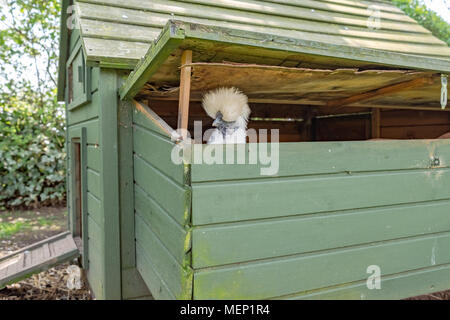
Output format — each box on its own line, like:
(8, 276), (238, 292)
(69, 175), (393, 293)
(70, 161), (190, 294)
(71, 139), (83, 245)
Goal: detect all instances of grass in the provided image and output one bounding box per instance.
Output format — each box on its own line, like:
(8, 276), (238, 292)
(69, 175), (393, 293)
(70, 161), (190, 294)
(0, 208), (67, 240)
(0, 221), (33, 238)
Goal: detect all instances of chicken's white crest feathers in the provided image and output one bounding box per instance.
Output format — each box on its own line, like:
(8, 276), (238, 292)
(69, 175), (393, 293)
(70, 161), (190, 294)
(202, 87), (251, 122)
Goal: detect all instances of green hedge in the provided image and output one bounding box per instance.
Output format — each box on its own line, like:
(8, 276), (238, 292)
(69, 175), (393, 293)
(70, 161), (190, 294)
(0, 95), (66, 209)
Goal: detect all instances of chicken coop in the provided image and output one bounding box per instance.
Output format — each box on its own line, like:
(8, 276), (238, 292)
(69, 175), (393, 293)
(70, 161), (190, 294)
(56, 0), (450, 299)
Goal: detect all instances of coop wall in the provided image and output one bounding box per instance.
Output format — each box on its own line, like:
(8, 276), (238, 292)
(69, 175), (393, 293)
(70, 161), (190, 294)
(65, 35), (150, 299)
(132, 105), (193, 300)
(189, 140), (450, 299)
(65, 29), (106, 298)
(147, 99), (450, 142)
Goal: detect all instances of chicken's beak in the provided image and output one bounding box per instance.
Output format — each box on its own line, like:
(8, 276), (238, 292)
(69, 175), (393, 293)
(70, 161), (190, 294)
(212, 118), (220, 127)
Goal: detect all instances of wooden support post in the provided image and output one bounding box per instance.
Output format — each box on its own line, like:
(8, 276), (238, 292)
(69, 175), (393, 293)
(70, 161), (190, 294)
(371, 108), (381, 139)
(178, 50), (193, 139)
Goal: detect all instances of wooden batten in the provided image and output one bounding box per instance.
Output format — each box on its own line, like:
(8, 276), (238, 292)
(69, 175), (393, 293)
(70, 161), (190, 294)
(371, 108), (381, 139)
(177, 50), (193, 140)
(133, 99), (180, 141)
(326, 77), (435, 109)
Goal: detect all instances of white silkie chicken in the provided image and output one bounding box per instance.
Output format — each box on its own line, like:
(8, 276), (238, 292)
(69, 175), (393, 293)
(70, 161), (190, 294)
(202, 87), (251, 144)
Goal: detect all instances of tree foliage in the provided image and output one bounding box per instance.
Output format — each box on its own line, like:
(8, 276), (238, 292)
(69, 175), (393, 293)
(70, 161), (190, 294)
(0, 0), (64, 209)
(392, 0), (450, 45)
(0, 93), (65, 209)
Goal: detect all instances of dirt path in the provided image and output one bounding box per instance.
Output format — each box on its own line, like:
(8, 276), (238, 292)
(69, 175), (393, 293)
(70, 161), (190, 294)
(0, 207), (91, 300)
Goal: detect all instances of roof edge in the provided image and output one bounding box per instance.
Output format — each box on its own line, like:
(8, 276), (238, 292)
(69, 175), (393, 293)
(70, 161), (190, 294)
(57, 0), (71, 102)
(120, 20), (450, 101)
(180, 21), (450, 73)
(119, 21), (186, 100)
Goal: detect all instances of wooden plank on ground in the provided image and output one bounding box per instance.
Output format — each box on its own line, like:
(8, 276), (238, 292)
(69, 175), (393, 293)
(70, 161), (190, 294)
(0, 232), (79, 289)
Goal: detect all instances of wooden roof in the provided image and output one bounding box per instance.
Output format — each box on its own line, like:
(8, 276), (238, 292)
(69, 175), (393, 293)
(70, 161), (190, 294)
(58, 0), (450, 100)
(75, 0), (450, 64)
(135, 62), (442, 110)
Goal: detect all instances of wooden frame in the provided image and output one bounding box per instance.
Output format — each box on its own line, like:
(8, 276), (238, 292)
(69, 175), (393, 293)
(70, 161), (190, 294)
(178, 50), (193, 140)
(69, 128), (89, 269)
(66, 42), (92, 111)
(326, 77), (434, 109)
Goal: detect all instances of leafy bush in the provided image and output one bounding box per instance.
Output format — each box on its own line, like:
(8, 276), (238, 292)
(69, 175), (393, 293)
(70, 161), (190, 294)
(392, 0), (450, 45)
(0, 91), (66, 209)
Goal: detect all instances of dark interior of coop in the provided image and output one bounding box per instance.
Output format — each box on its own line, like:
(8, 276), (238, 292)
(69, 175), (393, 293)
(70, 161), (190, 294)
(134, 53), (448, 144)
(138, 100), (450, 143)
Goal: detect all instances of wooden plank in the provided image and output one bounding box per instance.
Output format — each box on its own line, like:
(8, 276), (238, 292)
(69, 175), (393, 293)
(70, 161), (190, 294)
(78, 0), (429, 34)
(183, 0), (417, 25)
(326, 77), (435, 108)
(83, 37), (148, 68)
(192, 199), (450, 268)
(181, 22), (450, 73)
(371, 108), (381, 139)
(132, 120), (185, 185)
(264, 0), (410, 20)
(86, 145), (101, 172)
(314, 115), (370, 141)
(98, 68), (121, 299)
(192, 168), (450, 225)
(381, 109), (450, 127)
(193, 232), (450, 299)
(0, 232), (79, 288)
(135, 185), (191, 264)
(134, 155), (191, 226)
(382, 125), (450, 140)
(135, 215), (193, 299)
(75, 1), (443, 46)
(68, 118), (100, 145)
(132, 100), (179, 140)
(87, 168), (101, 200)
(190, 139), (450, 182)
(86, 245), (104, 297)
(87, 215), (104, 255)
(80, 18), (160, 43)
(281, 263), (450, 300)
(178, 50), (193, 140)
(119, 25), (184, 100)
(87, 191), (103, 227)
(118, 98), (145, 299)
(121, 267), (152, 300)
(136, 243), (177, 300)
(67, 91), (99, 126)
(320, 0), (404, 13)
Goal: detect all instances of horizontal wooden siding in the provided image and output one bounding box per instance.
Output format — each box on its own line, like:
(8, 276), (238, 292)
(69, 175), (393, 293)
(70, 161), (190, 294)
(190, 140), (450, 299)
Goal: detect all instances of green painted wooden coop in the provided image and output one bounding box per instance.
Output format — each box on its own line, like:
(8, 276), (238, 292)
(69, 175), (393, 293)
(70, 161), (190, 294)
(58, 0), (450, 300)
